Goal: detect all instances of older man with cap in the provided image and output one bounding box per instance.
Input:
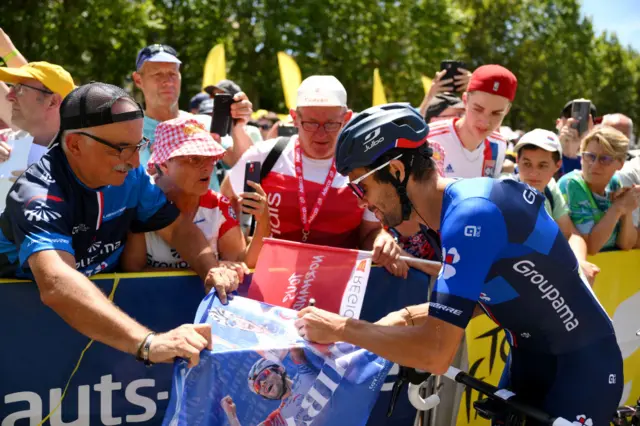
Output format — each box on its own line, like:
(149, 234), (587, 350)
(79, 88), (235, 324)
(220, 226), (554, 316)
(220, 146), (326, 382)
(0, 82), (240, 367)
(0, 61), (74, 169)
(427, 64), (516, 178)
(221, 75), (406, 276)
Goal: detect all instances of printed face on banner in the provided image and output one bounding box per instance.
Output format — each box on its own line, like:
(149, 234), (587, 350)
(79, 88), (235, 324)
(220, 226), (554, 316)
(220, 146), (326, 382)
(163, 296), (392, 426)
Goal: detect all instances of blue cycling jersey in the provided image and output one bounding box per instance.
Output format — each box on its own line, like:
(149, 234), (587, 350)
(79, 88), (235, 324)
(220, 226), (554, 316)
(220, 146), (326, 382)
(0, 144), (179, 278)
(429, 178), (615, 354)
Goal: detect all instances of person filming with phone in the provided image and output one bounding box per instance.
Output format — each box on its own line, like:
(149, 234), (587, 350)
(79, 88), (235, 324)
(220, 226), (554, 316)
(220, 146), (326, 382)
(555, 99), (597, 178)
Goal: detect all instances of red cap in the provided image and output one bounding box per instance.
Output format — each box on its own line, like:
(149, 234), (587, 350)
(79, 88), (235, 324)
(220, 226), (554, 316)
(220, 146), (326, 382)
(467, 65), (517, 102)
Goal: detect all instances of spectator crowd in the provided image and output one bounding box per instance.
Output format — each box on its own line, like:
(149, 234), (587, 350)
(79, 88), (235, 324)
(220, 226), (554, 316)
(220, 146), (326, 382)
(0, 27), (638, 370)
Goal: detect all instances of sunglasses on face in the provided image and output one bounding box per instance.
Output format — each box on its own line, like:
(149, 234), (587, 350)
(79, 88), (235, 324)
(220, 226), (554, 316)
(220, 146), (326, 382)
(7, 83), (54, 97)
(75, 132), (150, 161)
(581, 151), (621, 166)
(347, 154), (403, 199)
(253, 368), (275, 393)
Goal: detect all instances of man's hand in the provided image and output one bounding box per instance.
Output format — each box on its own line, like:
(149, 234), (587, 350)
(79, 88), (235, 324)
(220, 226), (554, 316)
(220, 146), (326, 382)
(221, 395), (237, 417)
(239, 181), (270, 222)
(231, 92), (253, 126)
(0, 28), (17, 57)
(295, 306), (347, 344)
(205, 267), (240, 304)
(579, 260), (600, 286)
(218, 260), (249, 282)
(148, 323), (212, 368)
(385, 258), (409, 279)
(371, 231), (401, 269)
(0, 141), (11, 162)
(454, 68), (472, 93)
(558, 118), (581, 158)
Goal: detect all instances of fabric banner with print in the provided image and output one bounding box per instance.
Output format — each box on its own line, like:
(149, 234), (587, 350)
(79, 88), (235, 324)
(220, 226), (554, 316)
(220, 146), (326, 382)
(163, 294), (392, 426)
(249, 238), (372, 318)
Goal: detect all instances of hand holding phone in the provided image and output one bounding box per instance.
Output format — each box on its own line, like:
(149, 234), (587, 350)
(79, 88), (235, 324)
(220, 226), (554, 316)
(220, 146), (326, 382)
(211, 93), (234, 137)
(244, 161), (262, 193)
(440, 60), (467, 92)
(571, 100), (591, 136)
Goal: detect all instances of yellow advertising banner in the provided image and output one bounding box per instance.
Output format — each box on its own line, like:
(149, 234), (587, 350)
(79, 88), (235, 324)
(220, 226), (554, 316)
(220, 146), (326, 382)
(456, 249), (640, 426)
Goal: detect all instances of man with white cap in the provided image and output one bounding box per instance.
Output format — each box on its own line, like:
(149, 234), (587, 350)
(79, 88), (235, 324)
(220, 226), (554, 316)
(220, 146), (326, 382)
(509, 128), (599, 283)
(222, 75), (405, 275)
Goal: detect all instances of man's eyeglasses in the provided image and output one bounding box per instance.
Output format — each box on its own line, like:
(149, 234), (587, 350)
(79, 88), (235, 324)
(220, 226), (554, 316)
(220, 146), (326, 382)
(75, 132), (150, 161)
(300, 121), (343, 133)
(7, 83), (54, 97)
(581, 151), (621, 166)
(348, 154), (403, 199)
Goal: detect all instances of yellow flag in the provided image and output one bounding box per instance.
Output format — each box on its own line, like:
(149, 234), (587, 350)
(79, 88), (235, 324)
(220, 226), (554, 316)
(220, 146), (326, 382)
(202, 44), (227, 90)
(372, 68), (387, 106)
(277, 52), (302, 110)
(421, 75), (432, 96)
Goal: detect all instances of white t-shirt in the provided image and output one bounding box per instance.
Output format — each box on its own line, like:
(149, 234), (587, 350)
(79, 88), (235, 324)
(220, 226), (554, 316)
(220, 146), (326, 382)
(145, 190), (239, 268)
(617, 156), (640, 226)
(229, 135), (377, 248)
(427, 118), (507, 178)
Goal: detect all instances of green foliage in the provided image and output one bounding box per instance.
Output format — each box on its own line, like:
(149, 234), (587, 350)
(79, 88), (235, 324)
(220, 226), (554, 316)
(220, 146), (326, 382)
(1, 0), (638, 130)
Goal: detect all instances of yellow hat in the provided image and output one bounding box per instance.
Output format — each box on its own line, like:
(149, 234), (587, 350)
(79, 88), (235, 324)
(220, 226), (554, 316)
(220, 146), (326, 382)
(0, 61), (75, 98)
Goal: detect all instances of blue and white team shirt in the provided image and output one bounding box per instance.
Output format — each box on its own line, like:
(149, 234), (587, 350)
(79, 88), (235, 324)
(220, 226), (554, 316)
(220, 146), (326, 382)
(0, 143), (179, 278)
(430, 178), (615, 354)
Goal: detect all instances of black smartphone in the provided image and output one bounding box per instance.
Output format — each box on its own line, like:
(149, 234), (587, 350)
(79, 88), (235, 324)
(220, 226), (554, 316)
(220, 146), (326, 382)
(277, 126), (298, 137)
(210, 93), (233, 136)
(440, 60), (466, 91)
(244, 161), (261, 193)
(571, 100), (591, 136)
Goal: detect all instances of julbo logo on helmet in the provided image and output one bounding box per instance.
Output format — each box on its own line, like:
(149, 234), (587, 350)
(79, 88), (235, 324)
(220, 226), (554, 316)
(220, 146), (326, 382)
(363, 127), (384, 152)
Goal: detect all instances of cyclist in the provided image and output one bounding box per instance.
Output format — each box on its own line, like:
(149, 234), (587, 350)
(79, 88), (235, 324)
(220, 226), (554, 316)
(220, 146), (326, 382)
(295, 103), (623, 425)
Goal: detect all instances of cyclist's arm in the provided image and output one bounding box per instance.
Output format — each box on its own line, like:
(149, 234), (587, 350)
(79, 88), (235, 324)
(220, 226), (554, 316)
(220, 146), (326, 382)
(341, 198), (507, 374)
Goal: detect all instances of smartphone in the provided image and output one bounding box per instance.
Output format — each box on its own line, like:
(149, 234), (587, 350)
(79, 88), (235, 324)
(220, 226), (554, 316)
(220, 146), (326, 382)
(244, 161), (261, 193)
(571, 100), (591, 136)
(210, 93), (233, 136)
(277, 126), (298, 137)
(440, 60), (466, 91)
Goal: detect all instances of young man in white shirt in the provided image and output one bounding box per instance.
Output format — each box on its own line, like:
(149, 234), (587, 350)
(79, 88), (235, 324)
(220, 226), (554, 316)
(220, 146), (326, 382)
(427, 64), (516, 179)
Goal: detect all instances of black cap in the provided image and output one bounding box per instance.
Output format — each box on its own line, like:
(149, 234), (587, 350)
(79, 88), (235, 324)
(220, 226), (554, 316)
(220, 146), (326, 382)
(53, 82), (144, 146)
(204, 79), (242, 96)
(561, 99), (597, 119)
(198, 98), (214, 115)
(424, 93), (465, 121)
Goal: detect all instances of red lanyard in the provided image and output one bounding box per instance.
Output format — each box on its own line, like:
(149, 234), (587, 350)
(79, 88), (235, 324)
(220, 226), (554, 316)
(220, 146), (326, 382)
(294, 141), (337, 242)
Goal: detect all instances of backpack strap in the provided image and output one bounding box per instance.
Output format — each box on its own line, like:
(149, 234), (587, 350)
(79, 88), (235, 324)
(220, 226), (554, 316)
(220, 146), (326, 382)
(544, 186), (555, 212)
(260, 137), (291, 182)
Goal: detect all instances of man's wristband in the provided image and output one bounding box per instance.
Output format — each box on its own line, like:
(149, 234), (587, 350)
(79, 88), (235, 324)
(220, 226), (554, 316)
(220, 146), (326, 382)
(135, 332), (155, 366)
(2, 49), (19, 63)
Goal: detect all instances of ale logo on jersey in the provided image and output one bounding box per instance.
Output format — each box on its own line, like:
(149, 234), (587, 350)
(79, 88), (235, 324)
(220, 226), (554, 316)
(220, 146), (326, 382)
(24, 195), (64, 222)
(441, 247), (460, 279)
(572, 415), (593, 426)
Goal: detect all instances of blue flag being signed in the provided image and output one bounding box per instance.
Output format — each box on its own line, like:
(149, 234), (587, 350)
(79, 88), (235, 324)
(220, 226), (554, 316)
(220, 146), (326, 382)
(163, 295), (392, 426)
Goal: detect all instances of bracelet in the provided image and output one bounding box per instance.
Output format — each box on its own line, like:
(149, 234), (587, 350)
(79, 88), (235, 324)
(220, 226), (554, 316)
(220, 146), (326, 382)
(403, 307), (415, 326)
(135, 332), (155, 366)
(2, 49), (18, 63)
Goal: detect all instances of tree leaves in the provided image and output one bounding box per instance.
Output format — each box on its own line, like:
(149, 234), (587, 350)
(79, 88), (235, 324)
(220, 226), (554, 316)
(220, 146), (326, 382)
(1, 0), (638, 131)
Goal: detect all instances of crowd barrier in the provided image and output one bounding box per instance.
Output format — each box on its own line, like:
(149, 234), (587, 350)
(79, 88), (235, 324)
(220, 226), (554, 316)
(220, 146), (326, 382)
(0, 250), (637, 426)
(0, 268), (429, 426)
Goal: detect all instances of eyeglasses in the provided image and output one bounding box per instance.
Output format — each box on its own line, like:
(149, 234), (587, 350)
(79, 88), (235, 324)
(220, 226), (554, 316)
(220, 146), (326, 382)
(580, 151), (621, 166)
(136, 44), (178, 69)
(75, 132), (150, 161)
(174, 155), (217, 168)
(347, 154), (403, 199)
(300, 121), (343, 133)
(253, 368), (274, 393)
(7, 83), (54, 97)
